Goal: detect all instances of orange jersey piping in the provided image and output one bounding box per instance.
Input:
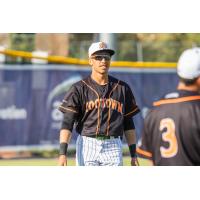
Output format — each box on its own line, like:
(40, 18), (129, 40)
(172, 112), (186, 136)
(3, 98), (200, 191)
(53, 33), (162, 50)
(153, 95), (200, 106)
(59, 106), (78, 113)
(136, 147), (152, 158)
(124, 107), (139, 117)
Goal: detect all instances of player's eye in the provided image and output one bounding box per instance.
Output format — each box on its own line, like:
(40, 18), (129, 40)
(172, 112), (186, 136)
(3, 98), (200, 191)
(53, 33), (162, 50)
(92, 55), (111, 61)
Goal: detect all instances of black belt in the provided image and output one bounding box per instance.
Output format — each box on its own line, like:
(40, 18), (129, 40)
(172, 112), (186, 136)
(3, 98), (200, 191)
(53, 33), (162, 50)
(87, 135), (120, 140)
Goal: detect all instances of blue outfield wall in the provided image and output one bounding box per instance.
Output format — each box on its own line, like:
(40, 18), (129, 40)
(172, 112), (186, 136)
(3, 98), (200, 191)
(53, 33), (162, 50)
(0, 64), (178, 146)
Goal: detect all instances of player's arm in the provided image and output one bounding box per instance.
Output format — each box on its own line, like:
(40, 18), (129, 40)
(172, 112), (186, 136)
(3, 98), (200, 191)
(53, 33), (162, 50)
(58, 129), (72, 166)
(136, 113), (154, 166)
(124, 117), (138, 166)
(136, 143), (154, 166)
(58, 85), (80, 166)
(124, 129), (138, 166)
(58, 111), (77, 166)
(123, 83), (140, 166)
(58, 111), (75, 166)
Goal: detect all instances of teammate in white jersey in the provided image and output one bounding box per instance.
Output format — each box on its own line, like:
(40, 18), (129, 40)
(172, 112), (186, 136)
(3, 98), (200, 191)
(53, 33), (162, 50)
(58, 42), (140, 166)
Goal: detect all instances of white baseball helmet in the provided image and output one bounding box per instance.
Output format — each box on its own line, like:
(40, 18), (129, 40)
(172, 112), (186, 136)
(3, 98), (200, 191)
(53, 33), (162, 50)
(177, 47), (200, 79)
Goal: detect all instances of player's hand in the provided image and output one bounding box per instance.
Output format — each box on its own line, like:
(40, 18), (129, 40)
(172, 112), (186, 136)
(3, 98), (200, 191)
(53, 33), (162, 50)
(131, 157), (138, 166)
(58, 155), (67, 166)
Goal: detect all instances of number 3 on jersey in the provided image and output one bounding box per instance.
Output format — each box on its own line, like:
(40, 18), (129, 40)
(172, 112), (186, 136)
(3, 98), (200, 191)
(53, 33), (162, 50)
(159, 118), (178, 158)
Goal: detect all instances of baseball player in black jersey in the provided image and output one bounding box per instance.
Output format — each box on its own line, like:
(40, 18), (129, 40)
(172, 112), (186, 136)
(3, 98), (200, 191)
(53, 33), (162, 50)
(137, 47), (200, 166)
(58, 41), (140, 166)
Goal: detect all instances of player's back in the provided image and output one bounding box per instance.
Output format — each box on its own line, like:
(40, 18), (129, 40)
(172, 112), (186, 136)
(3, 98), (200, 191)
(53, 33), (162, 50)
(138, 90), (200, 166)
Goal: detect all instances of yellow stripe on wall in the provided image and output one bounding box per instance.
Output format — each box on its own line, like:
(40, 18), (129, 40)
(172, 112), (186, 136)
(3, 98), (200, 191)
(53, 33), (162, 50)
(0, 48), (177, 68)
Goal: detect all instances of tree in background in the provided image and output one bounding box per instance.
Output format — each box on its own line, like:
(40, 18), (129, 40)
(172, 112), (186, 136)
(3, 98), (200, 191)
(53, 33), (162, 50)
(129, 33), (200, 62)
(8, 33), (35, 63)
(68, 33), (93, 59)
(9, 33), (35, 52)
(114, 33), (200, 62)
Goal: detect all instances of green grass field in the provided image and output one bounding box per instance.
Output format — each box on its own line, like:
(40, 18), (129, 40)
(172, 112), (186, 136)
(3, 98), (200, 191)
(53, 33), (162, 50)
(0, 157), (150, 166)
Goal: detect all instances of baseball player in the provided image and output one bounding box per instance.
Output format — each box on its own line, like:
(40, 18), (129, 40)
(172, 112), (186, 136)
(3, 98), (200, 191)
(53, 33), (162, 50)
(58, 41), (140, 166)
(137, 47), (200, 166)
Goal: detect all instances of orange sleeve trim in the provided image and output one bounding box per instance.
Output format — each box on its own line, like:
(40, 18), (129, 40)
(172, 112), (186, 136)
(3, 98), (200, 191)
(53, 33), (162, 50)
(153, 95), (200, 106)
(124, 107), (139, 117)
(136, 147), (152, 158)
(59, 106), (78, 113)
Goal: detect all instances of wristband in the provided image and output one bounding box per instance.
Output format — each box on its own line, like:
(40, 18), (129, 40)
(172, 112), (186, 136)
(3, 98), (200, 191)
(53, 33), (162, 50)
(59, 142), (68, 156)
(129, 144), (136, 158)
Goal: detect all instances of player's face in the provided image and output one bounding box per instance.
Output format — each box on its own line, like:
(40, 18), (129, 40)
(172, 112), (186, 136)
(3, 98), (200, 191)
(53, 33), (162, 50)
(89, 51), (111, 75)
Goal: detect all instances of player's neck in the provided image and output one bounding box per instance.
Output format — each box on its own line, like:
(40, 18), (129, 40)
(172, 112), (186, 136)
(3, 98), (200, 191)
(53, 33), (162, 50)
(91, 72), (108, 85)
(177, 82), (199, 92)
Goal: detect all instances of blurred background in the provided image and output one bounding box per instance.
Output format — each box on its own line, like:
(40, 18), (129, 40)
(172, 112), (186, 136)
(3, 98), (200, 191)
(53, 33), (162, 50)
(0, 33), (200, 62)
(0, 33), (199, 165)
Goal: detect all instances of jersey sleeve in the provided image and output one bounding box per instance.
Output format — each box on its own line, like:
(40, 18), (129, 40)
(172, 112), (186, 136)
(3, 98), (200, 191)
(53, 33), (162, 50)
(136, 117), (153, 160)
(123, 117), (135, 131)
(124, 84), (140, 118)
(58, 84), (80, 126)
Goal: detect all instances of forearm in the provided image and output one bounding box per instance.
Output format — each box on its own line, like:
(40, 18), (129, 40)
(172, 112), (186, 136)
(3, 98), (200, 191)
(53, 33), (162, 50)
(58, 129), (72, 166)
(124, 129), (136, 145)
(59, 129), (72, 144)
(125, 129), (137, 165)
(59, 129), (72, 156)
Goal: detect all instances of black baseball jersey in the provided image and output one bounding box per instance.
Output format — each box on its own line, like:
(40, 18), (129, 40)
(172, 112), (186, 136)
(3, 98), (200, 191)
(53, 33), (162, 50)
(58, 75), (140, 137)
(137, 90), (200, 166)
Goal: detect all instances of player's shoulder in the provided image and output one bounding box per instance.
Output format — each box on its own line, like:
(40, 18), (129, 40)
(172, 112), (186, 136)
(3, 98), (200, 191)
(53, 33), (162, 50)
(74, 75), (98, 86)
(69, 76), (88, 92)
(108, 75), (130, 88)
(143, 107), (156, 119)
(155, 91), (180, 102)
(81, 75), (92, 84)
(153, 90), (200, 107)
(108, 75), (119, 84)
(159, 90), (200, 100)
(70, 80), (82, 89)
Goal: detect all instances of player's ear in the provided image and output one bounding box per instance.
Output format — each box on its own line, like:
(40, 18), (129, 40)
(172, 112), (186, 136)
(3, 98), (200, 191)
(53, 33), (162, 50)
(89, 58), (93, 66)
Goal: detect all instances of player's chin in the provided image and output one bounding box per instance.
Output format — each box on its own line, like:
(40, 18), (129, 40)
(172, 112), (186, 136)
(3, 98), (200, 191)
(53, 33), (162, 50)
(100, 67), (109, 73)
(99, 70), (108, 74)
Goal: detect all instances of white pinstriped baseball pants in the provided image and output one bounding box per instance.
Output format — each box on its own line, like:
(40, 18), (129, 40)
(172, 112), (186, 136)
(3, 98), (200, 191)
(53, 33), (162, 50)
(76, 135), (123, 166)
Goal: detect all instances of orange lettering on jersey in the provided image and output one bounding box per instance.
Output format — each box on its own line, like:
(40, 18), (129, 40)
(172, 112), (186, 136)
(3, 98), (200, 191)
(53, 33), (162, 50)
(101, 98), (106, 108)
(106, 99), (111, 108)
(88, 100), (95, 110)
(86, 102), (89, 112)
(85, 98), (123, 114)
(117, 102), (123, 114)
(160, 118), (178, 158)
(94, 99), (100, 109)
(111, 99), (118, 110)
